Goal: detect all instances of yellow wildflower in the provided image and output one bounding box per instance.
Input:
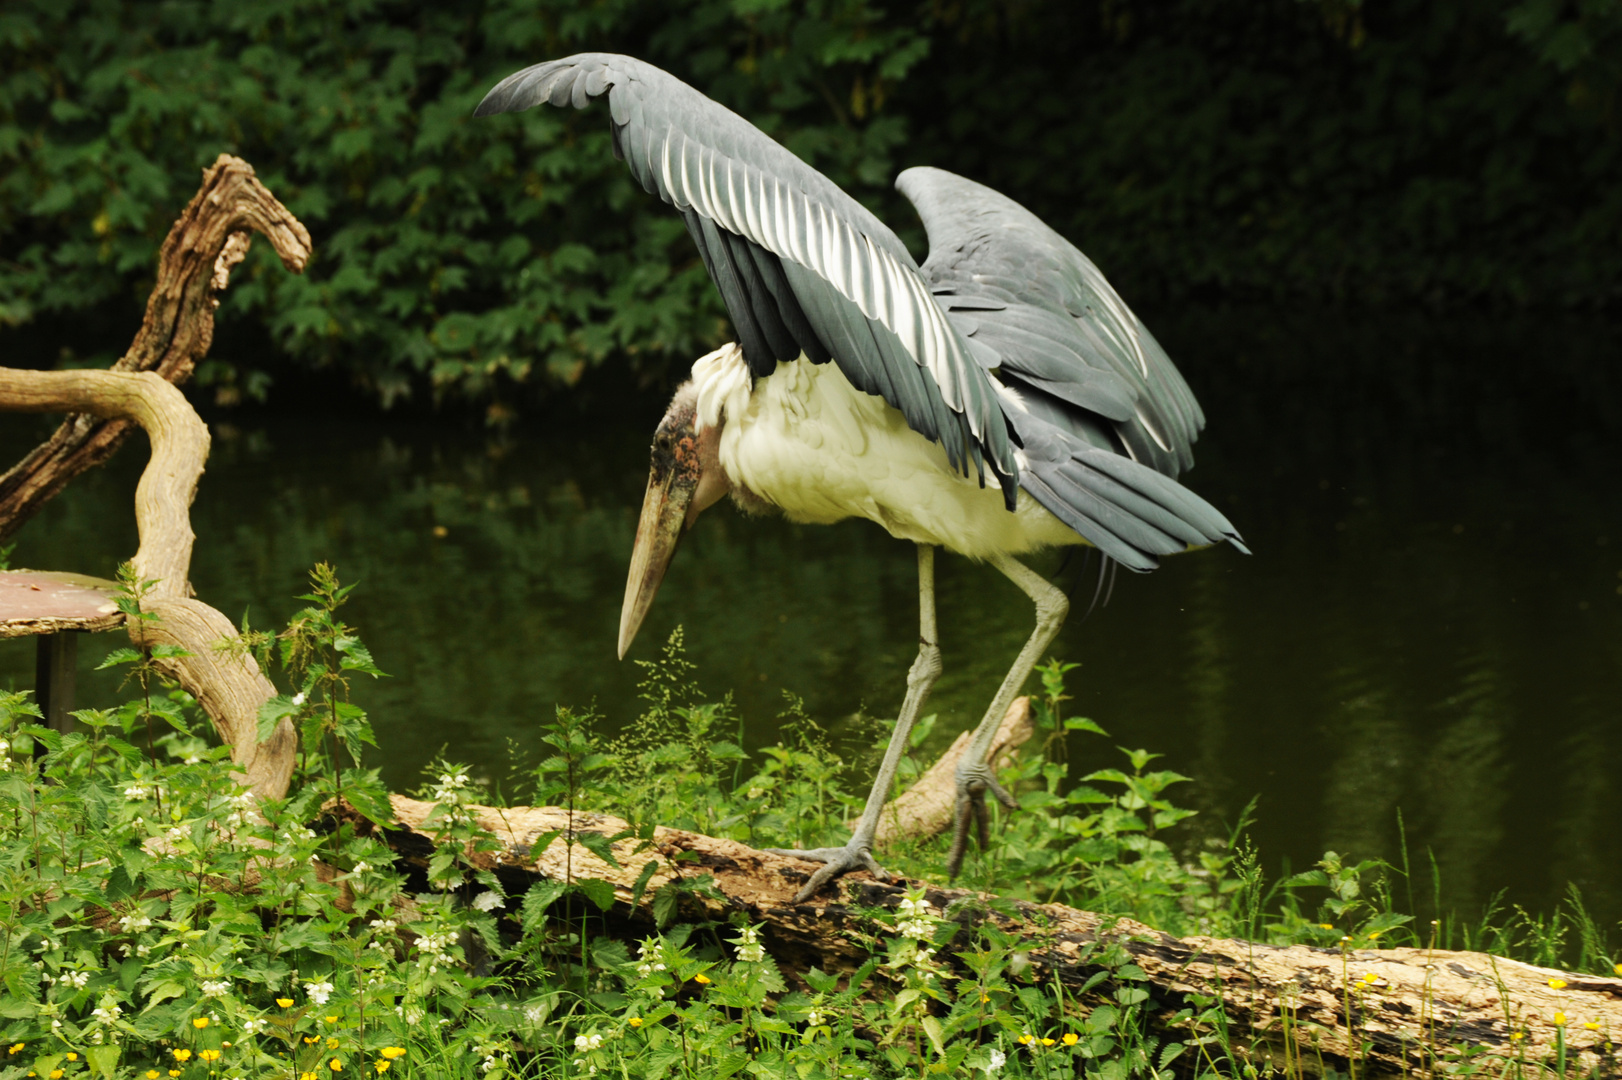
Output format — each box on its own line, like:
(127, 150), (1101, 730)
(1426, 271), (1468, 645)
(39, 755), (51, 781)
(1063, 1033), (1079, 1046)
(1615, 964), (1621, 977)
(1584, 1022), (1601, 1031)
(1041, 1037), (1056, 1046)
(693, 973), (711, 985)
(1549, 978), (1568, 990)
(379, 1048), (405, 1060)
(1319, 923), (1333, 930)
(324, 1016), (338, 1024)
(305, 1037), (321, 1045)
(147, 1073), (160, 1079)
(302, 1074), (318, 1080)
(50, 1071), (63, 1079)
(277, 999), (294, 1009)
(173, 1050), (193, 1062)
(330, 1058), (344, 1072)
(199, 1050), (221, 1063)
(222, 1042), (231, 1048)
(1511, 1032), (1525, 1042)
(375, 1063), (390, 1075)
(328, 1039), (341, 1049)
(64, 1055), (76, 1062)
(193, 1017), (210, 1029)
(169, 1072), (181, 1078)
(1018, 1034), (1034, 1045)
(628, 1018), (643, 1028)
(1554, 1012), (1568, 1026)
(8, 1044), (22, 1054)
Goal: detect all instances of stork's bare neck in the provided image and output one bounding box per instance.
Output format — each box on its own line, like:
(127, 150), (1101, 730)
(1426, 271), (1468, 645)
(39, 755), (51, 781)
(689, 343), (1079, 559)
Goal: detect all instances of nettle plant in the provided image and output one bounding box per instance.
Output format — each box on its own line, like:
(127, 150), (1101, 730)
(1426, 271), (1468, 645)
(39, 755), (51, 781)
(13, 563), (1599, 1080)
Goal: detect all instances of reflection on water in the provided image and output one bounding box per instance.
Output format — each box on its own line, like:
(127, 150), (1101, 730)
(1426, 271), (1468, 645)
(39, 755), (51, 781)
(2, 307), (1618, 927)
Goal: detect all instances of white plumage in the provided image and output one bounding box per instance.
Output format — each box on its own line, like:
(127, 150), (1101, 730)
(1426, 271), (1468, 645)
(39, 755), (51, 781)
(693, 342), (1076, 559)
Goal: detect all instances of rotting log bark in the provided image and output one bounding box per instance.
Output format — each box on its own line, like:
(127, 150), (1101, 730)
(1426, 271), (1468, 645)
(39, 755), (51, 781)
(375, 795), (1622, 1080)
(872, 696), (1034, 845)
(0, 154), (311, 540)
(0, 368), (295, 798)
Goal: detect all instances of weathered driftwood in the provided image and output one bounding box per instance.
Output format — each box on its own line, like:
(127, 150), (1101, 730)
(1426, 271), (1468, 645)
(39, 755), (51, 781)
(0, 153), (311, 540)
(380, 795), (1622, 1079)
(872, 696), (1035, 845)
(0, 154), (310, 798)
(0, 368), (295, 798)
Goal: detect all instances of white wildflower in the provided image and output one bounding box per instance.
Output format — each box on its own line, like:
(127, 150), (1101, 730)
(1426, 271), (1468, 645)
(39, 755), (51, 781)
(118, 912), (151, 933)
(806, 1008), (825, 1027)
(241, 1018), (266, 1035)
(987, 1047), (1007, 1072)
(471, 891), (505, 912)
(90, 1001), (121, 1024)
(574, 1033), (604, 1052)
(201, 979), (231, 998)
(123, 783), (148, 801)
(523, 1005), (545, 1024)
(369, 919), (397, 932)
(292, 692), (306, 706)
(350, 861), (372, 875)
(303, 980), (334, 1006)
(733, 924), (765, 964)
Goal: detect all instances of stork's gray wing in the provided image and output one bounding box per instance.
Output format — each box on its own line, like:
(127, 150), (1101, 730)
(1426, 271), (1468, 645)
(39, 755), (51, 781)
(899, 166), (1245, 569)
(476, 54), (1016, 504)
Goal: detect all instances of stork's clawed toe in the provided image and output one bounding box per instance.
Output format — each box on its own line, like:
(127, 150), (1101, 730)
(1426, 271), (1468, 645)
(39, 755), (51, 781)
(945, 765), (1020, 879)
(763, 841), (889, 903)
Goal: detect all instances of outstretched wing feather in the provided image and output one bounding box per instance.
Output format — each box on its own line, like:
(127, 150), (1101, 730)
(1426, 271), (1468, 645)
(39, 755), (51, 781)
(476, 53), (1014, 501)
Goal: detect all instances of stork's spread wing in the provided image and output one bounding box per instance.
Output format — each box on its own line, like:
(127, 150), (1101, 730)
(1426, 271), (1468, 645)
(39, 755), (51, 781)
(899, 167), (1245, 569)
(476, 54), (1016, 504)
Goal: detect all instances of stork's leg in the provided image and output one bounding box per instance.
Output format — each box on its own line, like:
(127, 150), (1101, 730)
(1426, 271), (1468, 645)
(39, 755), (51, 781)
(945, 553), (1069, 879)
(764, 544), (942, 903)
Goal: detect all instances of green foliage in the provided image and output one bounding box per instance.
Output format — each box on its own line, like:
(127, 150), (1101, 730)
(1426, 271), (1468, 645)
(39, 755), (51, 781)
(0, 0), (932, 404)
(0, 571), (1616, 1079)
(2, 0), (1618, 411)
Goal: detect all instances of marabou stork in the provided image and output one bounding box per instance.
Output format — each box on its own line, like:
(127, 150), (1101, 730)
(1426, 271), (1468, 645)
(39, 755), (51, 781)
(476, 54), (1247, 902)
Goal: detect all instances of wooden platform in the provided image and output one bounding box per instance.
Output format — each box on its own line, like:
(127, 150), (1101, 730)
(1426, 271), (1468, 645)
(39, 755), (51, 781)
(0, 569), (123, 637)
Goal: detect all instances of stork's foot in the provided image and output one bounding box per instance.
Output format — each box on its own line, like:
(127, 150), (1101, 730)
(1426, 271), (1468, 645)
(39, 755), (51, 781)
(944, 763), (1020, 879)
(763, 839), (889, 904)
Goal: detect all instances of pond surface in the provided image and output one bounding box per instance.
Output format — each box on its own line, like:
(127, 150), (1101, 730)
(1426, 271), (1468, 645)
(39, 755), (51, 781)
(3, 306), (1619, 928)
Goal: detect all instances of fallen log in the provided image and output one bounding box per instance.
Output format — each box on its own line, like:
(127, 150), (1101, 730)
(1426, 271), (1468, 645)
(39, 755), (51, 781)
(375, 795), (1622, 1080)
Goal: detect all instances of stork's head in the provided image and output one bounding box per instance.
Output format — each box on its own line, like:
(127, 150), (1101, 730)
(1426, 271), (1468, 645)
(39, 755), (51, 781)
(617, 383), (729, 658)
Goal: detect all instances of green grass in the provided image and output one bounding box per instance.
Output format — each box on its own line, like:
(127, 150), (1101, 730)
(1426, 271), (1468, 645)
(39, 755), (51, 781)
(0, 566), (1615, 1079)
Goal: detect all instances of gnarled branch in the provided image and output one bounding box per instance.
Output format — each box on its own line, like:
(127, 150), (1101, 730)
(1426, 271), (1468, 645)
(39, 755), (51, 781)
(0, 368), (294, 797)
(0, 153), (311, 540)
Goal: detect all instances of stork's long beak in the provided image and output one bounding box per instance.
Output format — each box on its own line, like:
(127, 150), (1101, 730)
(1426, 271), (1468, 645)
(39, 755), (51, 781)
(617, 462), (697, 659)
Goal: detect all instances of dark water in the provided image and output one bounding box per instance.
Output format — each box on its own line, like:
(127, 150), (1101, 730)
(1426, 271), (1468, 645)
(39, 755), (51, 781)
(3, 307), (1619, 928)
